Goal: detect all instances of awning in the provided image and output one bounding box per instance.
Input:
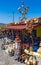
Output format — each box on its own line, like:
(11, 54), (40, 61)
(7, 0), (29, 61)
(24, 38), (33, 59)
(5, 25), (26, 30)
(5, 23), (39, 30)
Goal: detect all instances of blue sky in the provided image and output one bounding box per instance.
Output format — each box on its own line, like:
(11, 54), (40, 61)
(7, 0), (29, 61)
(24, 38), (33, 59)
(0, 0), (41, 24)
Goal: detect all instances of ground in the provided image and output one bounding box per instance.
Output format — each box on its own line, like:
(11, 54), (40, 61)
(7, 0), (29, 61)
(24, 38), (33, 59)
(0, 39), (25, 65)
(0, 39), (41, 65)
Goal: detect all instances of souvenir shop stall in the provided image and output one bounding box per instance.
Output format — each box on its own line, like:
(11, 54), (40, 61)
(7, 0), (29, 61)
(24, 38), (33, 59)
(1, 21), (41, 65)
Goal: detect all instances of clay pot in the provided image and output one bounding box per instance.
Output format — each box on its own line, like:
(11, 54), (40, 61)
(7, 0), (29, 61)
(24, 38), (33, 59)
(29, 56), (37, 65)
(26, 61), (30, 65)
(39, 43), (41, 46)
(29, 56), (33, 65)
(29, 56), (33, 61)
(25, 59), (30, 65)
(18, 56), (22, 62)
(11, 49), (14, 52)
(33, 60), (37, 65)
(37, 47), (41, 54)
